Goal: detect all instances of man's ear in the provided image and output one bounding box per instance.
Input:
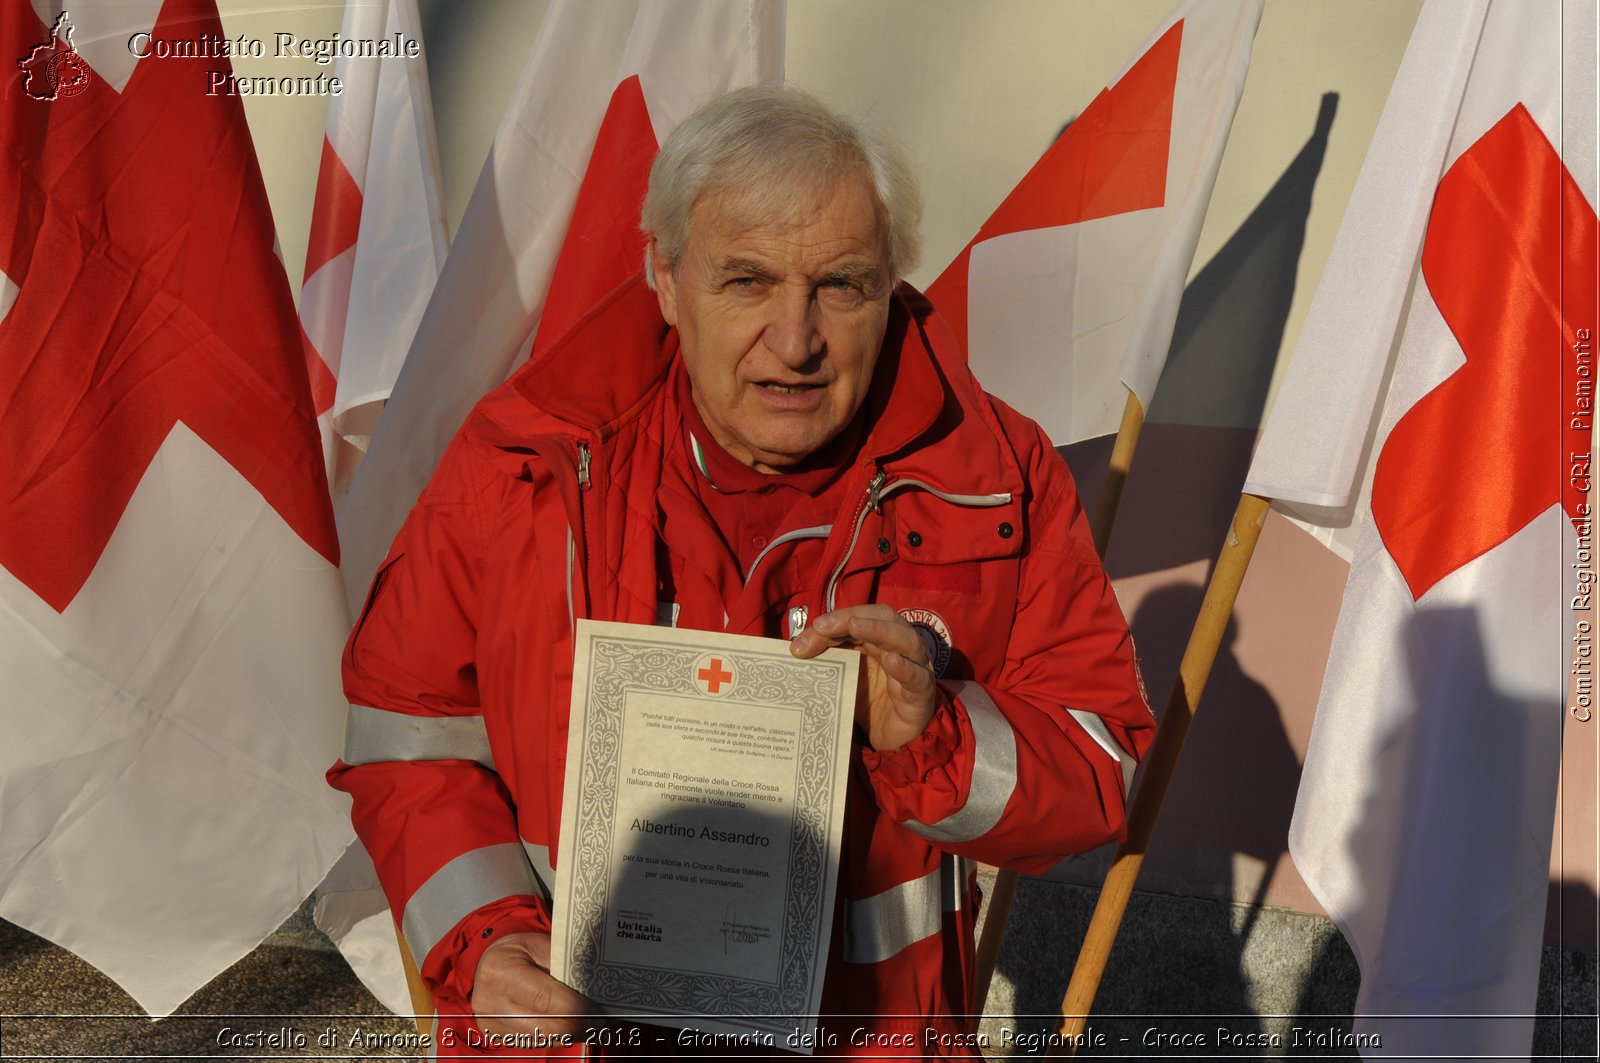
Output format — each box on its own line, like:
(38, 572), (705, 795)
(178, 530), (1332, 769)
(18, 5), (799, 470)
(649, 241), (678, 327)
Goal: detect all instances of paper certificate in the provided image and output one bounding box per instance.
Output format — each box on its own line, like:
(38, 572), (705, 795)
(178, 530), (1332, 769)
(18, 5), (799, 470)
(551, 619), (858, 1049)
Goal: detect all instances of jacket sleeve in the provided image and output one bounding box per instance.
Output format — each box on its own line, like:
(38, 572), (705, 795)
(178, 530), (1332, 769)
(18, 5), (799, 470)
(863, 412), (1156, 873)
(326, 436), (547, 1012)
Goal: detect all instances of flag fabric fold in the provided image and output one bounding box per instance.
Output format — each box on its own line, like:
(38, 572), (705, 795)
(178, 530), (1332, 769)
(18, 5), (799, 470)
(298, 0), (448, 493)
(1244, 1), (1596, 1055)
(925, 0), (1262, 446)
(320, 0), (785, 1004)
(0, 0), (353, 1015)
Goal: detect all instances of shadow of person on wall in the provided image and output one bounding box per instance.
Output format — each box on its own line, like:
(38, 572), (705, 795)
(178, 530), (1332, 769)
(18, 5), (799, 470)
(995, 583), (1296, 1053)
(1134, 584), (1302, 943)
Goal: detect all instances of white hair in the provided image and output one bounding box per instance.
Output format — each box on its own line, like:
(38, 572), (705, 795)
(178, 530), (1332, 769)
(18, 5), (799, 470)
(640, 86), (922, 287)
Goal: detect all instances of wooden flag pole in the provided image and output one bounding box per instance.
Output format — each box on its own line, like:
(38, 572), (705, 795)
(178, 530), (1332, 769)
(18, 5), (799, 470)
(397, 925), (435, 1038)
(1052, 492), (1271, 1055)
(1090, 393), (1148, 558)
(971, 391), (1146, 1009)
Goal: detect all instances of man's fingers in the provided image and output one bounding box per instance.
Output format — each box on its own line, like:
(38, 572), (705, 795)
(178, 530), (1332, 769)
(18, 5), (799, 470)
(791, 606), (922, 660)
(476, 970), (594, 1039)
(813, 603), (898, 628)
(790, 606), (875, 655)
(472, 931), (596, 1041)
(873, 646), (937, 692)
(845, 614), (931, 665)
(791, 605), (939, 752)
(526, 932), (554, 969)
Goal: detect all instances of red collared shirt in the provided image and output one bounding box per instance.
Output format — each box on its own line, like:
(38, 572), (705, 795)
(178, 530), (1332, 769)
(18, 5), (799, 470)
(658, 362), (859, 637)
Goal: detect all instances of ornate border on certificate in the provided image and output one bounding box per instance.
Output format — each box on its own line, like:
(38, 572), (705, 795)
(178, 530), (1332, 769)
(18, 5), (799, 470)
(560, 627), (851, 1027)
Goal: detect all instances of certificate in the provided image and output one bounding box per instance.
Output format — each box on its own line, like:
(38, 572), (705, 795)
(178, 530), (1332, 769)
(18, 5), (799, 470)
(550, 619), (859, 1049)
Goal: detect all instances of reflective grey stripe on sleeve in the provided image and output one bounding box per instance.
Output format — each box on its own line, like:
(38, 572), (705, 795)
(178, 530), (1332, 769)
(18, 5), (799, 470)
(844, 867), (940, 964)
(901, 681), (1017, 843)
(401, 843), (540, 966)
(521, 840), (554, 902)
(343, 704), (494, 770)
(1067, 708), (1139, 796)
(845, 858), (970, 964)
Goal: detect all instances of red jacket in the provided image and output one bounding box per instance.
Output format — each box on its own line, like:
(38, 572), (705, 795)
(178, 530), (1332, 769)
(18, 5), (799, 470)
(329, 277), (1154, 1058)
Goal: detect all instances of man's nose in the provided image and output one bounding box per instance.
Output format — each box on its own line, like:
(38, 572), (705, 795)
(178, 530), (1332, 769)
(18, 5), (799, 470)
(764, 287), (823, 368)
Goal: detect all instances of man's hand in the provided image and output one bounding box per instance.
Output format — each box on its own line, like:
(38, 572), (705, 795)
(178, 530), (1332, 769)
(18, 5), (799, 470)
(791, 605), (938, 751)
(470, 931), (593, 1042)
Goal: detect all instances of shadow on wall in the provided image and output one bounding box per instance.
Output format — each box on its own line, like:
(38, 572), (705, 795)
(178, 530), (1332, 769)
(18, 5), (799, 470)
(994, 585), (1296, 1052)
(998, 585), (1299, 1043)
(1063, 92), (1340, 582)
(1546, 877), (1599, 957)
(1132, 582), (1300, 917)
(1146, 91), (1340, 434)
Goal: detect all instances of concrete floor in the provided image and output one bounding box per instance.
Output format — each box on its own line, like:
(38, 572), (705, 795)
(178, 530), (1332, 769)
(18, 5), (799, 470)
(974, 877), (1597, 1060)
(1, 873), (1594, 1059)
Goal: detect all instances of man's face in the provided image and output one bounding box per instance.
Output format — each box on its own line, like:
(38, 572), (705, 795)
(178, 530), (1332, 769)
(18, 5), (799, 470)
(653, 173), (893, 473)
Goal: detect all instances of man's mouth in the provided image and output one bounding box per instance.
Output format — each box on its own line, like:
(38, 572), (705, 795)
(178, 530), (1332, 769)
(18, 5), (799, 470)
(758, 382), (822, 394)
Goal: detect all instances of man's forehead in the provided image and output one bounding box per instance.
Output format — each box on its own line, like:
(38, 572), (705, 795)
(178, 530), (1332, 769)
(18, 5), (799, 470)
(689, 173), (888, 260)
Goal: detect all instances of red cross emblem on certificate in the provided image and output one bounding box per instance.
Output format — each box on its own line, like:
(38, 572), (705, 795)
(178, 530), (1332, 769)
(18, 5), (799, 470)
(696, 656), (733, 696)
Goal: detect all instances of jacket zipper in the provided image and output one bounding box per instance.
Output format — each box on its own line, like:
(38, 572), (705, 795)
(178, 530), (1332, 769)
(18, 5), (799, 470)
(823, 471), (1013, 611)
(566, 442), (592, 628)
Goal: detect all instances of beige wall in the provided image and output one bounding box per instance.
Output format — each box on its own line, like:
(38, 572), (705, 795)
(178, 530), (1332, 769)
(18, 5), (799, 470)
(217, 0), (1594, 943)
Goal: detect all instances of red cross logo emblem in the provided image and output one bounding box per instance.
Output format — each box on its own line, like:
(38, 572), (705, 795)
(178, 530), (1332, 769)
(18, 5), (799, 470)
(1372, 103), (1596, 600)
(696, 656), (733, 696)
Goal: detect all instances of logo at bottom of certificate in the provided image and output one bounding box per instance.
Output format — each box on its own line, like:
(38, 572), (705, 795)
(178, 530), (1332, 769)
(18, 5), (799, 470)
(613, 907), (664, 943)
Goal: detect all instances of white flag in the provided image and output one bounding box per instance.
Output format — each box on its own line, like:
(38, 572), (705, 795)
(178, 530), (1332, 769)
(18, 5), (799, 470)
(0, 0), (353, 1015)
(298, 0), (448, 491)
(927, 0), (1262, 444)
(1244, 1), (1596, 1055)
(320, 0), (785, 1005)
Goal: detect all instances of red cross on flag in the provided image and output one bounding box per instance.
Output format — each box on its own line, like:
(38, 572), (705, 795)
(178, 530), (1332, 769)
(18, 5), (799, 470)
(926, 0), (1263, 445)
(0, 0), (353, 1015)
(1243, 0), (1596, 1054)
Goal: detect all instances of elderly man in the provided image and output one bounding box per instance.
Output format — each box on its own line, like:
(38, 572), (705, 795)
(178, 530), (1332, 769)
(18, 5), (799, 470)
(331, 86), (1153, 1057)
